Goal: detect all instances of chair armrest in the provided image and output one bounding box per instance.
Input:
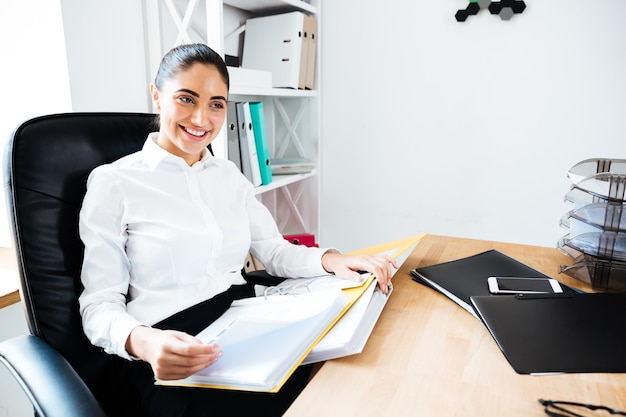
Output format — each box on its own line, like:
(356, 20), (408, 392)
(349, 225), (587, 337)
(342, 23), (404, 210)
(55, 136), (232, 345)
(0, 334), (107, 417)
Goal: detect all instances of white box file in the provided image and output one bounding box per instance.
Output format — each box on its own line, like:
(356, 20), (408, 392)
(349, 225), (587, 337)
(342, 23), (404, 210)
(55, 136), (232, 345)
(242, 11), (305, 89)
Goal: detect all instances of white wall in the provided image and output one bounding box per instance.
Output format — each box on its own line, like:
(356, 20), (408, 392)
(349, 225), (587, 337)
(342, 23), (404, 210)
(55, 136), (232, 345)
(8, 1), (621, 253)
(319, 1), (626, 251)
(0, 1), (73, 248)
(60, 0), (150, 112)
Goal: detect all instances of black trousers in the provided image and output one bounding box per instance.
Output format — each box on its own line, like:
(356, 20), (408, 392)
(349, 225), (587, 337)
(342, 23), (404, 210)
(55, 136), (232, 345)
(101, 284), (313, 417)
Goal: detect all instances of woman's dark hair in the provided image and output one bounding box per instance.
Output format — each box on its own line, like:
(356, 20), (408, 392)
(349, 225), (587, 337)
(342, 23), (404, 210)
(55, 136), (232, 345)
(154, 43), (229, 91)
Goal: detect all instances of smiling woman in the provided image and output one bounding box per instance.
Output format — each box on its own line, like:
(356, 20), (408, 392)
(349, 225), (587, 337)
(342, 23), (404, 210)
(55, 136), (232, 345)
(76, 43), (397, 417)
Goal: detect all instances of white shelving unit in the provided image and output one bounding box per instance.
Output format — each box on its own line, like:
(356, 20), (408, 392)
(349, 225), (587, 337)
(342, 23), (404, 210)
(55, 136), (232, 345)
(144, 0), (321, 238)
(224, 0), (317, 14)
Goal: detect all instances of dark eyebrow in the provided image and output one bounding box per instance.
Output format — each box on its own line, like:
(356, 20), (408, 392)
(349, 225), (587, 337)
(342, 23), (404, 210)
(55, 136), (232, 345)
(175, 89), (227, 102)
(176, 88), (199, 98)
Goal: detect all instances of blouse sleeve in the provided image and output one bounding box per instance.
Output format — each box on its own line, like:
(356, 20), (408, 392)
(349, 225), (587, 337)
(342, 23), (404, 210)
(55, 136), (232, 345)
(78, 167), (143, 360)
(245, 187), (331, 278)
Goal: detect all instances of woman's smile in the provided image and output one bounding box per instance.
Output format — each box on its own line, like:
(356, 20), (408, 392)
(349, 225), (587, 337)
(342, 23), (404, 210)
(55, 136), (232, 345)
(181, 125), (209, 141)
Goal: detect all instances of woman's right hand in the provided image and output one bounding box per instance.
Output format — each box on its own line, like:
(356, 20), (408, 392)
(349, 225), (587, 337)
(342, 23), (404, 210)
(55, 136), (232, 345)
(126, 326), (222, 380)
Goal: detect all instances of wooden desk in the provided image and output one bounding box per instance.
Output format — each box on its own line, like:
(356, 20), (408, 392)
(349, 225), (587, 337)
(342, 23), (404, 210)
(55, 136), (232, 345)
(285, 235), (626, 416)
(0, 247), (19, 309)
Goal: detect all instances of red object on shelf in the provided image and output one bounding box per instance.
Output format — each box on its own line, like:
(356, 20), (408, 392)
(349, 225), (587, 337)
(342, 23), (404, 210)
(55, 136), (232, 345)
(284, 233), (318, 247)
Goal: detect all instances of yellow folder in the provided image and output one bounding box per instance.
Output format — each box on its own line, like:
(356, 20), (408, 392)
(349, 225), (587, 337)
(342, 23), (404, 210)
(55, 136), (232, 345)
(157, 233), (428, 392)
(342, 232), (429, 304)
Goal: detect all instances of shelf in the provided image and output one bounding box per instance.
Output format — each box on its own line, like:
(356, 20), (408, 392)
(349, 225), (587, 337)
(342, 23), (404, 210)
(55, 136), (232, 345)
(253, 169), (317, 195)
(224, 0), (317, 14)
(230, 86), (317, 98)
(221, 0), (321, 236)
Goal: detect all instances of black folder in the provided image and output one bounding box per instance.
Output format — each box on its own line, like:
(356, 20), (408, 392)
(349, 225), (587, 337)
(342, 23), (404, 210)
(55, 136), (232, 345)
(471, 293), (626, 374)
(411, 249), (579, 317)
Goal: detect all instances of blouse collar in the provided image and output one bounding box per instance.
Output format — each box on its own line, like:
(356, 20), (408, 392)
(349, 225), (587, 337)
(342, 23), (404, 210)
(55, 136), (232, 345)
(143, 132), (213, 171)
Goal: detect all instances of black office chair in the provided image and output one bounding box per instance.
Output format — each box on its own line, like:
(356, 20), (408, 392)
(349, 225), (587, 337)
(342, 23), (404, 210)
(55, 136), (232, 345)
(0, 112), (285, 417)
(0, 113), (156, 417)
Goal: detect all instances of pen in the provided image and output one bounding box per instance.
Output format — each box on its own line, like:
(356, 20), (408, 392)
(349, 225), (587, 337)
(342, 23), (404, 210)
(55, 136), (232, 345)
(514, 293), (575, 300)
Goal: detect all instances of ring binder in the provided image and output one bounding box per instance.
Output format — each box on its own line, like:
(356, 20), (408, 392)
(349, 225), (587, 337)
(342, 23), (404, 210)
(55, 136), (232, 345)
(157, 288), (348, 392)
(263, 280), (311, 299)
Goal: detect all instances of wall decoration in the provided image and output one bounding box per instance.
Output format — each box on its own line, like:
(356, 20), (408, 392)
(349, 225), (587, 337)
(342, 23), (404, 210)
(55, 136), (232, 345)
(455, 0), (526, 22)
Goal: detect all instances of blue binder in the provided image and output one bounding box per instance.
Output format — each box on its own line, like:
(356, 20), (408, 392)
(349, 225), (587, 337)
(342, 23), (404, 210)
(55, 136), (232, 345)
(249, 102), (272, 185)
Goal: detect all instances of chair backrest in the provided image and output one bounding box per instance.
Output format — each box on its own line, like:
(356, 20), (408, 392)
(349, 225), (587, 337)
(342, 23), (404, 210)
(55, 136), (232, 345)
(4, 112), (155, 406)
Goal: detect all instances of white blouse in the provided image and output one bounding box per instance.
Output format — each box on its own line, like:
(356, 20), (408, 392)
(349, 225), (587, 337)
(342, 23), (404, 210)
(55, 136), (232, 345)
(79, 133), (329, 360)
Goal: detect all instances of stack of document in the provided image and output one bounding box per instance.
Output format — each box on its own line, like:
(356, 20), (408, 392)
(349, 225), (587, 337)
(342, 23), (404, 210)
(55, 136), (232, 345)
(156, 233), (427, 393)
(557, 158), (626, 291)
(270, 158), (315, 175)
(302, 278), (391, 364)
(259, 272), (393, 365)
(158, 288), (348, 392)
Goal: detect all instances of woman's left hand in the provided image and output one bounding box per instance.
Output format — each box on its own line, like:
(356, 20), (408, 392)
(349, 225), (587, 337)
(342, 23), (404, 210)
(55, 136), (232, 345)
(321, 251), (398, 294)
